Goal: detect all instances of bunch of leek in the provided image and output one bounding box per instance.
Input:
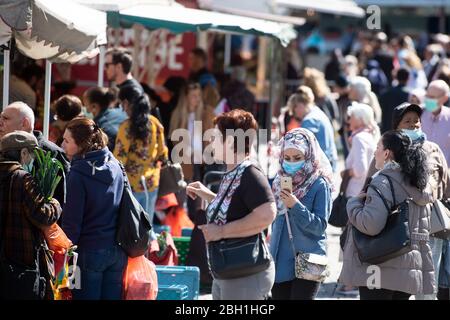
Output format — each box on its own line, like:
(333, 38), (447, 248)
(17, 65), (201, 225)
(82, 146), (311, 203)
(32, 149), (64, 202)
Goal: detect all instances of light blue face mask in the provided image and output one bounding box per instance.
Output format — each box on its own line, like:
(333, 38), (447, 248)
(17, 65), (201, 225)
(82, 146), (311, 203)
(23, 158), (34, 173)
(282, 160), (305, 176)
(82, 106), (94, 120)
(424, 98), (439, 113)
(401, 129), (426, 142)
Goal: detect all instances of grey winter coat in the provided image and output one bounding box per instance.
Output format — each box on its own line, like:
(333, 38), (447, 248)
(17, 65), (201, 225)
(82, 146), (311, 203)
(339, 167), (436, 295)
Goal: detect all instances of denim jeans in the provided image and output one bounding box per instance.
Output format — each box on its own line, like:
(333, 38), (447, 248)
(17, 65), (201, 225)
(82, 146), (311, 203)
(134, 188), (158, 240)
(72, 245), (127, 300)
(440, 239), (450, 288)
(415, 236), (444, 300)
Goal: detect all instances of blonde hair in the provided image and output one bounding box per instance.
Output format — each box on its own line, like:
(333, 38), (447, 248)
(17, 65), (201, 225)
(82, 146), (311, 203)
(405, 52), (423, 70)
(303, 67), (330, 99)
(169, 83), (204, 137)
(288, 85), (315, 115)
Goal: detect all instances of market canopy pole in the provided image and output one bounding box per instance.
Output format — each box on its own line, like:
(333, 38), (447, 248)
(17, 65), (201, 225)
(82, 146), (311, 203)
(2, 45), (10, 110)
(43, 60), (52, 140)
(98, 45), (106, 87)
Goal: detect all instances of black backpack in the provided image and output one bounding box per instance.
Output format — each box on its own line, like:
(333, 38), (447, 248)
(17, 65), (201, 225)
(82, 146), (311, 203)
(116, 162), (152, 258)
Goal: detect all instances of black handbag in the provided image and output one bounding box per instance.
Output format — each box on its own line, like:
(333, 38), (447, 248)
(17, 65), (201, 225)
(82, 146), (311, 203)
(0, 170), (48, 300)
(206, 171), (271, 280)
(329, 170), (350, 228)
(158, 161), (186, 197)
(116, 162), (153, 258)
(352, 174), (411, 265)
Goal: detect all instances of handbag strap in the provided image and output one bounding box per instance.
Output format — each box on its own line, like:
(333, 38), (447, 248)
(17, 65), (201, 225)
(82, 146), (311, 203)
(208, 170), (239, 224)
(378, 173), (396, 207)
(339, 169), (351, 195)
(283, 209), (297, 258)
(368, 184), (391, 213)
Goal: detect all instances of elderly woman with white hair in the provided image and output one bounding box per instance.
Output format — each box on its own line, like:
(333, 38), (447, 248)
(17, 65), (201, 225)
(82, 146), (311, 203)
(348, 76), (382, 125)
(343, 103), (380, 198)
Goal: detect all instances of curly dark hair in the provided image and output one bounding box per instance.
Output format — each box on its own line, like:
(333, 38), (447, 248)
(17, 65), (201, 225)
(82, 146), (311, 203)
(118, 86), (151, 141)
(382, 130), (429, 191)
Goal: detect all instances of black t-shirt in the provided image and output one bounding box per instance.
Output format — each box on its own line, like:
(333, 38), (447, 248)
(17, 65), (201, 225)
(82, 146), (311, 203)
(222, 164), (275, 223)
(117, 78), (144, 95)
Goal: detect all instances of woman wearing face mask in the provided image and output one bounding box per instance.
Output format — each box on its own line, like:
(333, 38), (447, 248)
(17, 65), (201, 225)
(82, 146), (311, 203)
(270, 128), (334, 300)
(0, 131), (62, 300)
(340, 130), (436, 300)
(114, 86), (168, 234)
(83, 87), (127, 151)
(365, 102), (450, 300)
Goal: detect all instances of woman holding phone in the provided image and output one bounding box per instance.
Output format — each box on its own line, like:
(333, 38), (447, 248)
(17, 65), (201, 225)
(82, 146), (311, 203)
(270, 127), (334, 300)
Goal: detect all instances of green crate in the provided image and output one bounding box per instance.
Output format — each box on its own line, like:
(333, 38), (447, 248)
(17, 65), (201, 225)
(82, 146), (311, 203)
(173, 236), (191, 266)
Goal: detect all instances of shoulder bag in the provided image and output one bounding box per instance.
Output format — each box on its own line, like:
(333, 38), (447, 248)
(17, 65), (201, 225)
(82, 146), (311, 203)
(329, 169), (351, 227)
(284, 207), (329, 282)
(207, 170), (272, 280)
(116, 162), (153, 258)
(352, 174), (411, 265)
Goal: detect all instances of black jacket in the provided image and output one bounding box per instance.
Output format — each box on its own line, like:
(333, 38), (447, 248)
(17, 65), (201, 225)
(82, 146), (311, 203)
(379, 85), (410, 133)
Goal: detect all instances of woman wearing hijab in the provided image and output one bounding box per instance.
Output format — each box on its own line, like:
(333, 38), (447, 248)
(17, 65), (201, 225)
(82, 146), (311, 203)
(270, 128), (334, 300)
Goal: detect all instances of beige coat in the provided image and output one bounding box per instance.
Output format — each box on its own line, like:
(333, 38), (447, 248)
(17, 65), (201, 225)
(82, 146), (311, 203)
(339, 168), (436, 295)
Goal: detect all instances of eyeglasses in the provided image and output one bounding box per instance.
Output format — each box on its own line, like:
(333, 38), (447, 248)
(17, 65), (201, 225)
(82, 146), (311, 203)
(284, 132), (306, 143)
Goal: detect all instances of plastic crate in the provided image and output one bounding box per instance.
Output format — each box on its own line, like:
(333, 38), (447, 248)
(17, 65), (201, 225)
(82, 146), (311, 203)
(156, 265), (200, 300)
(173, 236), (190, 266)
(157, 284), (189, 300)
(181, 228), (193, 237)
(153, 224), (171, 234)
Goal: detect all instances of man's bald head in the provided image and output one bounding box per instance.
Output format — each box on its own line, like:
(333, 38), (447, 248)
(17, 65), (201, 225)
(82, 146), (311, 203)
(428, 80), (450, 96)
(426, 80), (450, 113)
(0, 102), (35, 139)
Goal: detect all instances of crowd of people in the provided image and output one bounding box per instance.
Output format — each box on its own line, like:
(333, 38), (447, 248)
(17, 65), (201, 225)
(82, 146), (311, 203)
(1, 30), (450, 301)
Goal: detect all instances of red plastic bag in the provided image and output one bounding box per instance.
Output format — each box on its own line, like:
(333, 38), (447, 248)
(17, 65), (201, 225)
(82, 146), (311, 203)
(43, 223), (73, 255)
(147, 231), (178, 266)
(123, 256), (158, 300)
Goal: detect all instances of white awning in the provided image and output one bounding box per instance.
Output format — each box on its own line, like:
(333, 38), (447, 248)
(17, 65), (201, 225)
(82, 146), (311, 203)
(198, 0), (306, 26)
(116, 5), (298, 46)
(74, 0), (183, 12)
(0, 0), (107, 63)
(275, 0), (365, 18)
(356, 0), (450, 6)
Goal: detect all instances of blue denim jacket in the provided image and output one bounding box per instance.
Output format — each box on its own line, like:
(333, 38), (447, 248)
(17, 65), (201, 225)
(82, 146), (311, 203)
(269, 177), (332, 283)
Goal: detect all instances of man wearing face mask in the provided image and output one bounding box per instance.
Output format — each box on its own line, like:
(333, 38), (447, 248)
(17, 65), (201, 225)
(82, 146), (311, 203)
(0, 102), (69, 206)
(0, 131), (62, 299)
(421, 80), (450, 166)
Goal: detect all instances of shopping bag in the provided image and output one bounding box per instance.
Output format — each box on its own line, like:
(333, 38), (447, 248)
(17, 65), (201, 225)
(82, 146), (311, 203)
(123, 256), (158, 300)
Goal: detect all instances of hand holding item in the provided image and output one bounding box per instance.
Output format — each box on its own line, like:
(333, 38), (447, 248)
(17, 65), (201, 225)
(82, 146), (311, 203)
(280, 189), (298, 209)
